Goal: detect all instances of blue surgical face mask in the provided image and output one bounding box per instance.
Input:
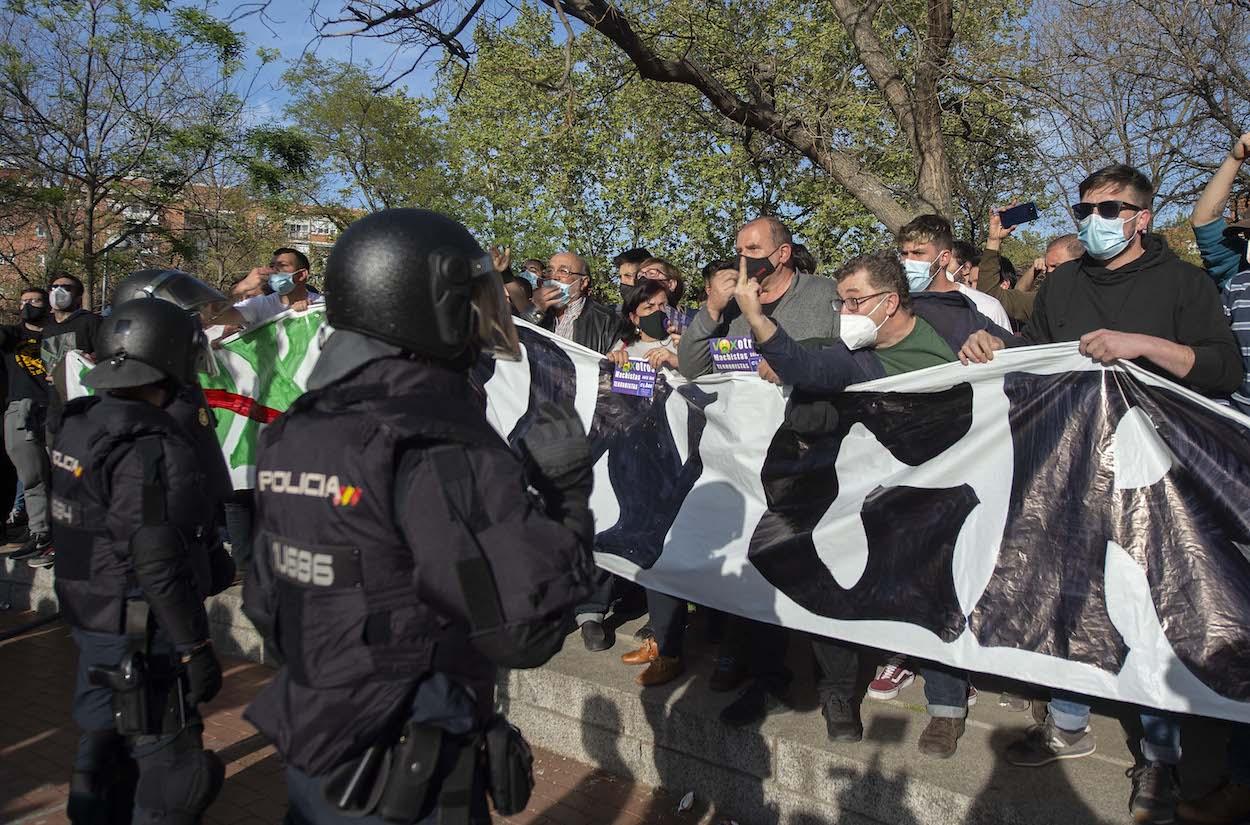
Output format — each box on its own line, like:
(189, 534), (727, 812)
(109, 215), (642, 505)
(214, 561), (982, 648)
(269, 271), (297, 296)
(1077, 214), (1133, 260)
(519, 270), (540, 289)
(903, 258), (935, 292)
(544, 279), (576, 307)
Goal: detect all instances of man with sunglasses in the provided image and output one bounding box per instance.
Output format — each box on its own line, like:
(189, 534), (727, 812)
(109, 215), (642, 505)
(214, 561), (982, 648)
(528, 251), (621, 358)
(960, 164), (1241, 825)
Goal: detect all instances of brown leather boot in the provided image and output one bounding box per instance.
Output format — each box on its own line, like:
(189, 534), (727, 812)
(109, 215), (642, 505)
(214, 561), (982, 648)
(636, 656), (684, 686)
(918, 716), (965, 759)
(620, 638), (658, 665)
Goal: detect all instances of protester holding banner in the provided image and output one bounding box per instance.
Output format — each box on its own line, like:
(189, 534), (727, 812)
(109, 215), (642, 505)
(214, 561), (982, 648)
(675, 217), (842, 728)
(961, 163), (1243, 825)
(606, 279), (694, 685)
(740, 249), (1016, 756)
(530, 252), (622, 356)
(677, 217), (840, 383)
(212, 248), (323, 329)
(606, 280), (680, 370)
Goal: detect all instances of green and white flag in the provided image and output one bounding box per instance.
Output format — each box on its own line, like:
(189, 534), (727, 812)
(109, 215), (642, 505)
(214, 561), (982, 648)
(66, 306), (328, 489)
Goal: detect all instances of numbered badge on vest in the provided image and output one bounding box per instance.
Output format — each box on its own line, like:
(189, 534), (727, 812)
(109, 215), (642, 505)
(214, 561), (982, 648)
(268, 537), (362, 589)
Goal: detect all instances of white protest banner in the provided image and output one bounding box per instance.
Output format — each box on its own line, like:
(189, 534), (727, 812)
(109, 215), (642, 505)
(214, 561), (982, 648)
(66, 316), (1250, 723)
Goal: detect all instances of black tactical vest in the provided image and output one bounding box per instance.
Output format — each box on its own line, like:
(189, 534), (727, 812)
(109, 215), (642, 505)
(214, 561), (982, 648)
(243, 361), (503, 775)
(168, 384), (233, 506)
(51, 395), (214, 634)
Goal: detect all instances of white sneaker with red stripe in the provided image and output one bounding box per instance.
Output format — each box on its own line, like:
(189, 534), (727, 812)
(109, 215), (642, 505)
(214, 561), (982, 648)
(867, 656), (915, 700)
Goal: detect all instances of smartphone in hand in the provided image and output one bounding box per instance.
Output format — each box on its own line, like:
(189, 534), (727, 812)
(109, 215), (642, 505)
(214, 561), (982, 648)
(998, 202), (1039, 228)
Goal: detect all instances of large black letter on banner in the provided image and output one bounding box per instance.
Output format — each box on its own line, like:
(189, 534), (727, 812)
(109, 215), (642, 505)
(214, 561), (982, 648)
(747, 386), (976, 641)
(1114, 382), (1250, 700)
(969, 372), (1127, 670)
(590, 371), (718, 569)
(971, 371), (1250, 700)
(504, 328), (579, 449)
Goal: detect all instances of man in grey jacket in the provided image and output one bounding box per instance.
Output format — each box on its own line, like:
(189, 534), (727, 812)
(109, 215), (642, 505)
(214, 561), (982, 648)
(677, 217), (849, 734)
(679, 217), (840, 381)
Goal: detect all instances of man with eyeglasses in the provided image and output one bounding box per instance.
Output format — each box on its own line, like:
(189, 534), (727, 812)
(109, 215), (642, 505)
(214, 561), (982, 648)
(733, 249), (1016, 756)
(529, 252), (621, 356)
(960, 164), (1241, 825)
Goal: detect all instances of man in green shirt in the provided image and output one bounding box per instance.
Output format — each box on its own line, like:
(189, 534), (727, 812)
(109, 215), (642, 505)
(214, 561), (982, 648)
(741, 250), (1018, 759)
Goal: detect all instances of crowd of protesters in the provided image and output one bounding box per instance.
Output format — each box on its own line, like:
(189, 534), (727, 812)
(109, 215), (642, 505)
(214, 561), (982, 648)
(483, 154), (1250, 825)
(4, 141), (1250, 825)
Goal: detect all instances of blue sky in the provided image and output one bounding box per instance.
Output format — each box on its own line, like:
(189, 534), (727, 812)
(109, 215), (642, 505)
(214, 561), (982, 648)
(234, 0), (444, 123)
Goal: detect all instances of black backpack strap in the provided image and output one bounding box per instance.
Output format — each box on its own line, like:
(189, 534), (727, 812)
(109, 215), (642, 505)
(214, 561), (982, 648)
(425, 445), (505, 634)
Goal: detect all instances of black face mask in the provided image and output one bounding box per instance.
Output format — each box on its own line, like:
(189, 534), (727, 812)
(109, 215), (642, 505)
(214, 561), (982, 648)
(739, 252), (775, 280)
(20, 303), (47, 324)
(637, 311), (669, 340)
(619, 281), (640, 304)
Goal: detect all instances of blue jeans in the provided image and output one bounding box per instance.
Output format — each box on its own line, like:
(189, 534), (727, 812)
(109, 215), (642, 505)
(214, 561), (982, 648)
(1049, 695), (1181, 764)
(12, 478), (24, 515)
(921, 666), (968, 719)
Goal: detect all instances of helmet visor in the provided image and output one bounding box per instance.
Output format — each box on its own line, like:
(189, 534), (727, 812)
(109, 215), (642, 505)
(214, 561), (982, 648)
(469, 254), (521, 361)
(145, 270), (228, 310)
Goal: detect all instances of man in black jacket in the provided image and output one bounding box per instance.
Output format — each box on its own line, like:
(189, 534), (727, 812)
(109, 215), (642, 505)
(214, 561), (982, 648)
(2, 287), (53, 564)
(529, 252), (621, 355)
(41, 273), (101, 439)
(959, 164), (1243, 825)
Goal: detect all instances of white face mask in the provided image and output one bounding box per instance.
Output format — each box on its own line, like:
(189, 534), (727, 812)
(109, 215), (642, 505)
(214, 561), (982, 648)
(837, 296), (890, 350)
(50, 285), (75, 311)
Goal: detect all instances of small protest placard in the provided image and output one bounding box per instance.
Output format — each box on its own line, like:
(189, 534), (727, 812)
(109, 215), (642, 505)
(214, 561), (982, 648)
(709, 336), (760, 372)
(611, 359), (658, 397)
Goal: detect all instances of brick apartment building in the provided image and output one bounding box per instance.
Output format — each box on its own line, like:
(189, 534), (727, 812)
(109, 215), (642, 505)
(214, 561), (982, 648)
(0, 180), (344, 311)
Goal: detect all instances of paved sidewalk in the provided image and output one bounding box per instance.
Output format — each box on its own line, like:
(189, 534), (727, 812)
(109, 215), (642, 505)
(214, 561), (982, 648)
(0, 612), (701, 825)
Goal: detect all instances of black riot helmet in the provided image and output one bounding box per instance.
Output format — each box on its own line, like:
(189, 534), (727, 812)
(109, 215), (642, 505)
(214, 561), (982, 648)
(83, 298), (204, 389)
(323, 208), (520, 362)
(113, 268), (228, 312)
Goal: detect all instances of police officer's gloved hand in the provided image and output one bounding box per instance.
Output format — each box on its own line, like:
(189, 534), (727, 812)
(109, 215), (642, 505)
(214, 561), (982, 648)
(181, 641), (223, 707)
(520, 402), (592, 500)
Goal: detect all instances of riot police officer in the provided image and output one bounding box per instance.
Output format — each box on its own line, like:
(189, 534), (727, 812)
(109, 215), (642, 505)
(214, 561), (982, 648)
(52, 298), (227, 824)
(111, 269), (237, 553)
(242, 208), (596, 824)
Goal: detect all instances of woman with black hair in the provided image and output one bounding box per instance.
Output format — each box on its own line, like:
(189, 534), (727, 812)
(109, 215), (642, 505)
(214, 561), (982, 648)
(606, 279), (679, 372)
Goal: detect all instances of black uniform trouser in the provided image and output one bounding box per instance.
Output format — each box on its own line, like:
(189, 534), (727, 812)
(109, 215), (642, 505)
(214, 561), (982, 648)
(224, 489), (255, 572)
(70, 628), (220, 825)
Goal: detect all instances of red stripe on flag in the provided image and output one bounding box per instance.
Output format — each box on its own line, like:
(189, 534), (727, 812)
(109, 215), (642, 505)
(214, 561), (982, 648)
(203, 389), (283, 424)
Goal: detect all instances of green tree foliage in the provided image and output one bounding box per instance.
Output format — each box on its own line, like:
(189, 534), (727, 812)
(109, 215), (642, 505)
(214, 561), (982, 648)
(0, 0), (309, 303)
(283, 57), (457, 218)
(316, 0), (1047, 296)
